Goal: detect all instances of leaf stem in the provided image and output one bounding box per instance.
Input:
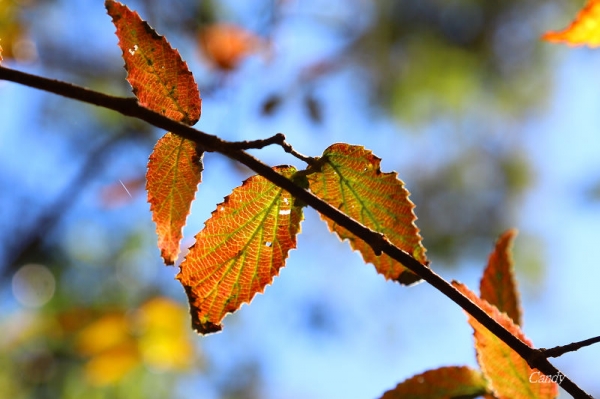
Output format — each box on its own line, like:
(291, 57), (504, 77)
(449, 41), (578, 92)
(0, 65), (591, 399)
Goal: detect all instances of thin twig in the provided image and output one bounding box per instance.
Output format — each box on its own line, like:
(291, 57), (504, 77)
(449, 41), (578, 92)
(541, 336), (600, 359)
(278, 135), (318, 165)
(224, 133), (286, 150)
(0, 65), (592, 399)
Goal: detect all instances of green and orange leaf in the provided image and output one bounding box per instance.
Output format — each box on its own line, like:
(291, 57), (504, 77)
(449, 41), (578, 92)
(453, 282), (558, 399)
(147, 133), (203, 265)
(177, 166), (303, 334)
(306, 143), (427, 284)
(480, 229), (522, 326)
(543, 0), (600, 47)
(106, 0), (201, 124)
(379, 366), (491, 399)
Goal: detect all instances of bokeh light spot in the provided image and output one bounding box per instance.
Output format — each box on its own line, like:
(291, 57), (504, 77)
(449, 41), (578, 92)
(12, 264), (56, 308)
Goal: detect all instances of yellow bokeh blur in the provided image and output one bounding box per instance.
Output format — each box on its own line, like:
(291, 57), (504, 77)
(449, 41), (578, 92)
(84, 343), (139, 386)
(136, 297), (195, 371)
(70, 297), (196, 386)
(76, 313), (131, 356)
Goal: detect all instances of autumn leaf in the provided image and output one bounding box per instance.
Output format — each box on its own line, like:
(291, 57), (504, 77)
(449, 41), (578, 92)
(177, 166), (303, 334)
(147, 133), (203, 264)
(543, 0), (600, 47)
(379, 366), (491, 399)
(0, 39), (3, 64)
(453, 282), (558, 399)
(480, 229), (522, 326)
(306, 143), (427, 284)
(106, 0), (201, 124)
(199, 24), (260, 71)
(106, 1), (204, 264)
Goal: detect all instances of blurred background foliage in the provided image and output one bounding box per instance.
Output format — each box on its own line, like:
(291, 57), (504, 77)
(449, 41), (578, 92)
(0, 0), (592, 398)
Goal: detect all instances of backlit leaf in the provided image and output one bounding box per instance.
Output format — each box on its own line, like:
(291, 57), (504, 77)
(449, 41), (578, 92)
(480, 229), (522, 326)
(177, 166), (303, 334)
(452, 282), (558, 399)
(106, 0), (204, 265)
(306, 143), (427, 284)
(106, 0), (201, 124)
(543, 0), (600, 47)
(147, 133), (203, 264)
(380, 366), (490, 399)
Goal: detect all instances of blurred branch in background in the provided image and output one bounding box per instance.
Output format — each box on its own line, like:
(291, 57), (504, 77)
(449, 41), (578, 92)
(2, 134), (125, 281)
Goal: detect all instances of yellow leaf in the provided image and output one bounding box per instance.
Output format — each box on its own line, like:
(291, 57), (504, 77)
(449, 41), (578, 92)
(543, 0), (600, 47)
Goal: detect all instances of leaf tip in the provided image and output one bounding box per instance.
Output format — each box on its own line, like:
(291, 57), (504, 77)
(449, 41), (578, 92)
(104, 0), (120, 15)
(182, 284), (223, 335)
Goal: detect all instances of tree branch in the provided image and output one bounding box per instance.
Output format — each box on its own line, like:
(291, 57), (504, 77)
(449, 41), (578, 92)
(0, 65), (591, 398)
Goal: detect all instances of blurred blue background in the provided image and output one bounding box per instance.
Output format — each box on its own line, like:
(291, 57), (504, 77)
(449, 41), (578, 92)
(1, 0), (600, 398)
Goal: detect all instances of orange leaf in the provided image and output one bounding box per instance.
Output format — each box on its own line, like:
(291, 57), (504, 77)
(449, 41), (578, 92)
(379, 366), (490, 399)
(306, 143), (427, 284)
(480, 229), (522, 326)
(543, 0), (600, 47)
(199, 24), (260, 71)
(0, 39), (3, 64)
(177, 166), (303, 334)
(106, 1), (204, 265)
(453, 282), (558, 399)
(147, 132), (203, 265)
(106, 0), (201, 124)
